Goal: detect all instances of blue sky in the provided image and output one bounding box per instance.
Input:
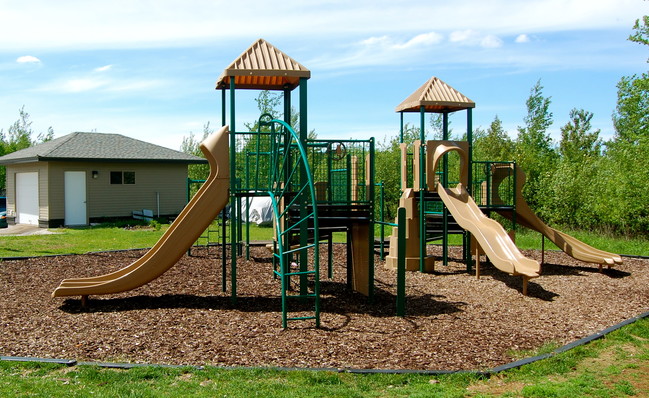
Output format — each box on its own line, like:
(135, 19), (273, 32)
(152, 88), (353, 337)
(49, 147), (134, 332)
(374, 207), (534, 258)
(1, 0), (646, 151)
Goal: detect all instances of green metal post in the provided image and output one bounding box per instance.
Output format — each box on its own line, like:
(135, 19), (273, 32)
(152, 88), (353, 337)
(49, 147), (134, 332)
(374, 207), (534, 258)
(222, 207), (227, 292)
(379, 181), (385, 260)
(298, 77), (309, 298)
(245, 156), (250, 260)
(346, 154), (352, 204)
(399, 111), (404, 196)
(368, 137), (375, 301)
(229, 80), (237, 304)
(396, 207), (406, 316)
(221, 88), (226, 127)
(465, 108), (474, 271)
(328, 233), (333, 278)
(467, 108), (473, 194)
(284, 85), (291, 125)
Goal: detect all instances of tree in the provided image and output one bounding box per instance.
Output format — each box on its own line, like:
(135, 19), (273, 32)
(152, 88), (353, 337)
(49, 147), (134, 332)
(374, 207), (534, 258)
(628, 15), (649, 53)
(539, 108), (603, 228)
(428, 113), (453, 140)
(558, 108), (602, 162)
(595, 14), (649, 235)
(243, 90), (315, 138)
(514, 80), (557, 210)
(0, 107), (54, 194)
(181, 122), (213, 194)
(473, 115), (514, 161)
(612, 74), (649, 145)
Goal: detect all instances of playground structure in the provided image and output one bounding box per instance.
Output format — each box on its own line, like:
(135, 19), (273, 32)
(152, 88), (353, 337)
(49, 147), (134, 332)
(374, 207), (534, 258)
(52, 38), (622, 327)
(384, 76), (621, 293)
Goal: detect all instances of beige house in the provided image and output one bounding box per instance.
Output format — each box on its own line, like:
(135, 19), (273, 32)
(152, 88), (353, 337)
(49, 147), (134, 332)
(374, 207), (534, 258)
(0, 132), (207, 227)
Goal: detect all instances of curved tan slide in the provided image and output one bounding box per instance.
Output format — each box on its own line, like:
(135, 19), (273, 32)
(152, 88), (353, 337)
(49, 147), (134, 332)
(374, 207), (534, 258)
(52, 125), (230, 298)
(437, 183), (541, 280)
(495, 166), (622, 267)
(429, 142), (540, 293)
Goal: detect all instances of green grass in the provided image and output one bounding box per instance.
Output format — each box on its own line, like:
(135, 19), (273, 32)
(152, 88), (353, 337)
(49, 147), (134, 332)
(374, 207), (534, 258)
(1, 316), (647, 397)
(0, 223), (169, 257)
(1, 221), (647, 258)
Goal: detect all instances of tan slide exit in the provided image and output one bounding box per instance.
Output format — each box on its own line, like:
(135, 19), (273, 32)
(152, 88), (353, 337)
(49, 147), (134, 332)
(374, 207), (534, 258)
(493, 166), (622, 268)
(52, 125), (230, 298)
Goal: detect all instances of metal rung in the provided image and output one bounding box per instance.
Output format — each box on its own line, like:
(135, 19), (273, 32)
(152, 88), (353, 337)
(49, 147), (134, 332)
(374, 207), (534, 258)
(287, 315), (317, 321)
(279, 243), (316, 256)
(286, 294), (317, 299)
(284, 270), (316, 277)
(273, 270), (316, 278)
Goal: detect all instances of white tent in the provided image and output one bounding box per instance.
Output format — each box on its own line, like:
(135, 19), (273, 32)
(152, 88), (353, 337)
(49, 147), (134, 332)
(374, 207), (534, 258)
(239, 196), (274, 225)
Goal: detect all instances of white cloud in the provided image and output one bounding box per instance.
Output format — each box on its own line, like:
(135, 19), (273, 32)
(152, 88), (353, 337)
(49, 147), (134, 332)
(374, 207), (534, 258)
(94, 65), (113, 72)
(313, 32), (444, 69)
(450, 30), (503, 48)
(16, 55), (41, 64)
(60, 78), (108, 93)
(515, 34), (531, 43)
(360, 32), (443, 51)
(450, 29), (477, 43)
(396, 32), (444, 49)
(41, 76), (164, 94)
(0, 0), (638, 51)
(481, 35), (503, 48)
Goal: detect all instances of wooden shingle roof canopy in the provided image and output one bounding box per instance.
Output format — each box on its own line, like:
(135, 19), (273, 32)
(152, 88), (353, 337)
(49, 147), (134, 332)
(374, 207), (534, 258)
(215, 38), (310, 91)
(396, 77), (475, 113)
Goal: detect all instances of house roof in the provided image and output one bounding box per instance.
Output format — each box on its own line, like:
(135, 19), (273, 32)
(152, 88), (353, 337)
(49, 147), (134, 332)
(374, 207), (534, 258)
(396, 77), (475, 113)
(215, 38), (310, 91)
(0, 132), (208, 165)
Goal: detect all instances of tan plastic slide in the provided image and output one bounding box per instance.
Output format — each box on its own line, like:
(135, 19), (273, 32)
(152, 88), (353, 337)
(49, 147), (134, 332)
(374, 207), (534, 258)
(52, 125), (230, 298)
(496, 166), (622, 267)
(429, 142), (540, 292)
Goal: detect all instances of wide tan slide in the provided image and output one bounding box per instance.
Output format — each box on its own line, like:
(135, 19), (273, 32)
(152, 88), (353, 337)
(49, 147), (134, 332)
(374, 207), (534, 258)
(429, 142), (540, 292)
(495, 166), (622, 267)
(52, 125), (230, 298)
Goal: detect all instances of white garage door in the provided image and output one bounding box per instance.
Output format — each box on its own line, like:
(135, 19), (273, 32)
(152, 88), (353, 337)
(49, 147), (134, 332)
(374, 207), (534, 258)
(16, 172), (39, 225)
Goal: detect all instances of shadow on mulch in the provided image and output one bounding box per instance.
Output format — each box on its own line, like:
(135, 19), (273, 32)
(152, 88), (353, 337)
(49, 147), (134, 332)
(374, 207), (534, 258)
(59, 281), (466, 320)
(538, 263), (631, 279)
(470, 262), (560, 301)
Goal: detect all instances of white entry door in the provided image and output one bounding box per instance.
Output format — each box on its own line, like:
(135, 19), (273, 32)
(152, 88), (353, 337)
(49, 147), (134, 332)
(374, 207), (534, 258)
(16, 172), (39, 225)
(64, 171), (87, 225)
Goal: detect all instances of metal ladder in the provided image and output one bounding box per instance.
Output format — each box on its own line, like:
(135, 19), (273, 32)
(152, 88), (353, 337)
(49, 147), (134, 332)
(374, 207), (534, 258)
(264, 118), (320, 328)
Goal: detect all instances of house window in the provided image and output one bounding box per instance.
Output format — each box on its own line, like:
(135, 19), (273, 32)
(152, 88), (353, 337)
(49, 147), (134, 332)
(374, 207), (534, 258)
(110, 171), (136, 185)
(124, 171), (135, 184)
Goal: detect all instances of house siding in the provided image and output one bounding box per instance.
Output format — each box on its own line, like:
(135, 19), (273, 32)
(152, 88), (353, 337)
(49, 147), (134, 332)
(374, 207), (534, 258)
(47, 162), (188, 224)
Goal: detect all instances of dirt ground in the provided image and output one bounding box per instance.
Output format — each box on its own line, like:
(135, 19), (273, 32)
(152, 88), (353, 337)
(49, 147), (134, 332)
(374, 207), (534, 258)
(1, 244), (647, 371)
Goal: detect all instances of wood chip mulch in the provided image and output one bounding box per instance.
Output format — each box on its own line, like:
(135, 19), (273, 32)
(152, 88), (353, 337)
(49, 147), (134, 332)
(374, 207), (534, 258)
(1, 244), (647, 371)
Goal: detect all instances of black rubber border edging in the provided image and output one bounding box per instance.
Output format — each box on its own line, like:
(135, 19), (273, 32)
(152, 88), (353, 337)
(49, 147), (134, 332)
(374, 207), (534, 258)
(2, 310), (648, 376)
